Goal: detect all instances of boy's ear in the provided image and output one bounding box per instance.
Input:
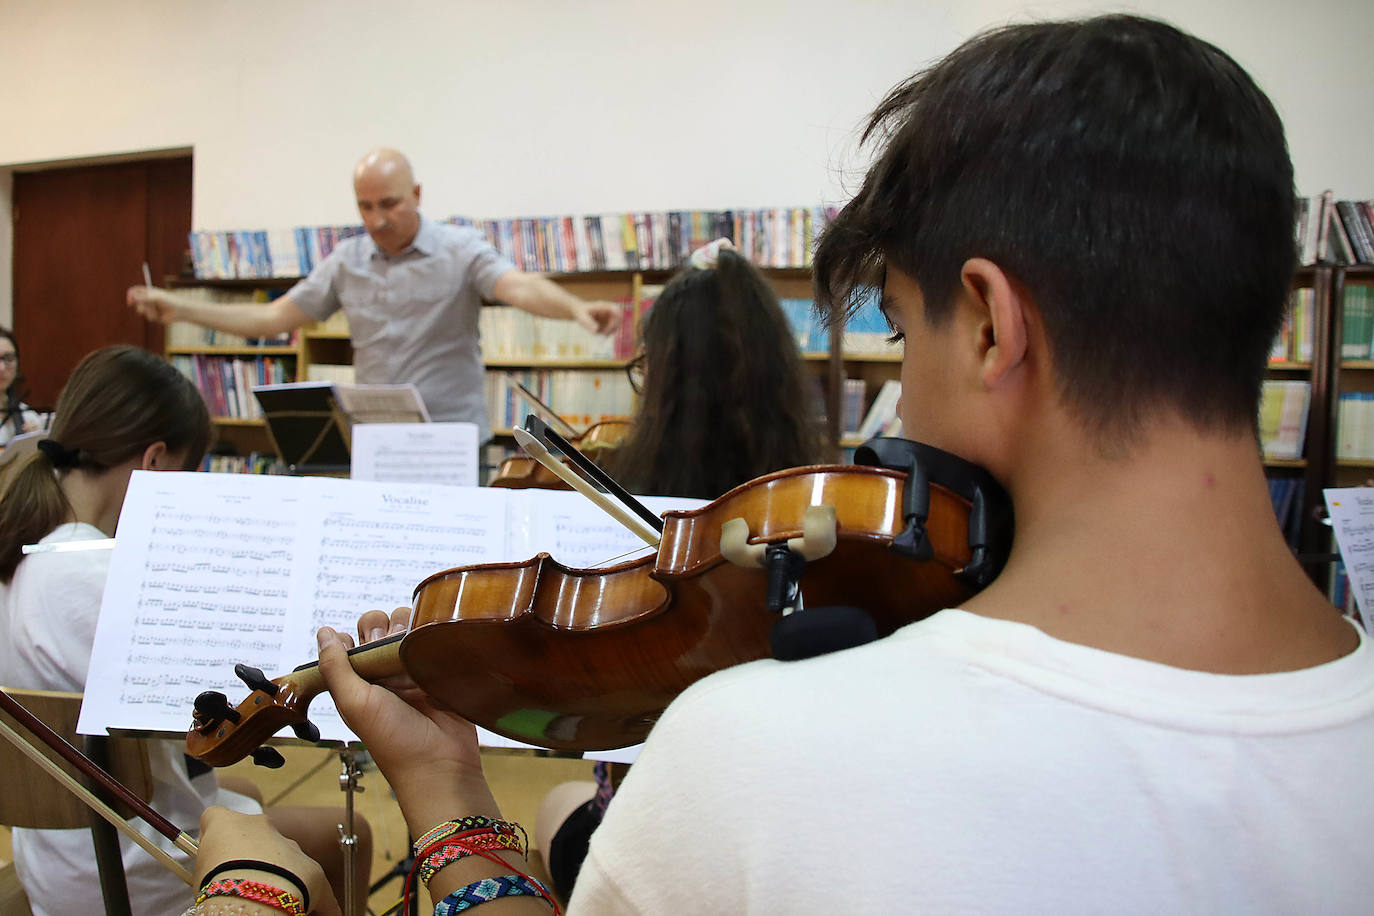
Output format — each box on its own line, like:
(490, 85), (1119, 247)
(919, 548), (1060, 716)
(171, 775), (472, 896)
(141, 441), (168, 471)
(961, 258), (1029, 390)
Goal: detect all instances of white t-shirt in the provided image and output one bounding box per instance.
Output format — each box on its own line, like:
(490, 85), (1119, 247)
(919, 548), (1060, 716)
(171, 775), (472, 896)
(572, 608), (1374, 914)
(0, 523), (260, 916)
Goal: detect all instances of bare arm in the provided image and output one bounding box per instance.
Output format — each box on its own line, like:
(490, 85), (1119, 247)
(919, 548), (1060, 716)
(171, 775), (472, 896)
(127, 286), (311, 338)
(318, 610), (555, 912)
(491, 271), (622, 336)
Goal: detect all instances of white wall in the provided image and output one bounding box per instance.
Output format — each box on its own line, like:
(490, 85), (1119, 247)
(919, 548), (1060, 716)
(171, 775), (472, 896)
(2, 0), (1371, 325)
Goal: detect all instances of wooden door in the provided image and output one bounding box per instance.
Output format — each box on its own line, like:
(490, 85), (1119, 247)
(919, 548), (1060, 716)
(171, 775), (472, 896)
(12, 157), (190, 409)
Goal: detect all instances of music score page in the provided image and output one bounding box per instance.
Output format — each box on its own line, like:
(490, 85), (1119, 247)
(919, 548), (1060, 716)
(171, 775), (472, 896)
(78, 471), (703, 763)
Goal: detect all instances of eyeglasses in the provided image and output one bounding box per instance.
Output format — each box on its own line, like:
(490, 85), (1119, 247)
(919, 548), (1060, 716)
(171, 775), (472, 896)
(0, 354), (16, 367)
(625, 353), (647, 395)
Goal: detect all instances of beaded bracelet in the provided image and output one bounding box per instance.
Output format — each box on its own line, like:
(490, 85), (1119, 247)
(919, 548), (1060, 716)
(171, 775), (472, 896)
(418, 831), (528, 888)
(412, 815), (526, 856)
(195, 878), (306, 915)
(433, 874), (556, 914)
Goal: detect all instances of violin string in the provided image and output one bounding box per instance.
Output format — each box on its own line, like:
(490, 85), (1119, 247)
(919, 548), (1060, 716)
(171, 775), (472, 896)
(594, 545), (657, 567)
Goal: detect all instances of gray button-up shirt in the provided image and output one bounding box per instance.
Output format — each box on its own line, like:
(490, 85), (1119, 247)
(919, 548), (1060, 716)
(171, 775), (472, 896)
(289, 216), (514, 442)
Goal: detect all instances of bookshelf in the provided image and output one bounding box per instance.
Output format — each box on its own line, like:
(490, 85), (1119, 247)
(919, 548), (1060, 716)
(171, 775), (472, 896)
(163, 267), (840, 465)
(1263, 266), (1333, 574)
(1327, 265), (1374, 483)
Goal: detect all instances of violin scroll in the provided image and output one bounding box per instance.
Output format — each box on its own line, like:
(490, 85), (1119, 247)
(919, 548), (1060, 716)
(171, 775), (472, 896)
(186, 633), (405, 768)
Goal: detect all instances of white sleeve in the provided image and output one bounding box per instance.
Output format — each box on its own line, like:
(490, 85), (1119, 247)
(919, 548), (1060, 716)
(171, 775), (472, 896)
(16, 550), (112, 690)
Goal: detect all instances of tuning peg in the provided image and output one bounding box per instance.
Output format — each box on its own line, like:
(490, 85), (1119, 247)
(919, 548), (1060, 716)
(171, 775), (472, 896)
(251, 746), (286, 769)
(291, 720), (320, 742)
(193, 691), (240, 725)
(234, 664), (279, 698)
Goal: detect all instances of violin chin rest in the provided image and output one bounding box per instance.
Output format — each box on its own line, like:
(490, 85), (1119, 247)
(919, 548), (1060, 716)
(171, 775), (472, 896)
(769, 605), (879, 662)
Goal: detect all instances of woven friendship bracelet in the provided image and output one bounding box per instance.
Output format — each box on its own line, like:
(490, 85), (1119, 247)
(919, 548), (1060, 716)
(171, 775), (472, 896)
(433, 874), (555, 914)
(198, 859), (310, 912)
(418, 833), (528, 888)
(413, 816), (527, 856)
(195, 878), (306, 915)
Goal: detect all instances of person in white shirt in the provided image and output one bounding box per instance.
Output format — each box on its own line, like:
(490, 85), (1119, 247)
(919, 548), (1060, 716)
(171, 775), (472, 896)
(0, 345), (369, 915)
(0, 326), (42, 447)
(193, 14), (1374, 915)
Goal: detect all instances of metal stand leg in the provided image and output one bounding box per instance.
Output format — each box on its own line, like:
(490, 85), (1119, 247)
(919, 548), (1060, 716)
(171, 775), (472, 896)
(338, 747), (365, 916)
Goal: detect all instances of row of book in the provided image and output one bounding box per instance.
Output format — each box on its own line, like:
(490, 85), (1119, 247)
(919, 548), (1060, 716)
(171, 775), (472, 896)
(1266, 476), (1305, 552)
(1258, 379), (1312, 461)
(1297, 192), (1374, 266)
(189, 193), (1374, 282)
(1328, 562), (1367, 627)
(485, 370), (636, 433)
(1338, 284), (1374, 360)
(1269, 288), (1316, 364)
(478, 300), (639, 362)
(202, 452), (288, 475)
(187, 227), (362, 280)
(850, 379), (903, 441)
(170, 354), (294, 420)
(187, 207), (839, 280)
(453, 207), (836, 274)
(1335, 391), (1374, 460)
(779, 292), (899, 360)
(778, 299), (829, 356)
(164, 288), (298, 349)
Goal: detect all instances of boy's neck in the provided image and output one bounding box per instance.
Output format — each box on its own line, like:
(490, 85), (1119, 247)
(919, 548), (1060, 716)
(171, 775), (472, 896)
(963, 419), (1357, 673)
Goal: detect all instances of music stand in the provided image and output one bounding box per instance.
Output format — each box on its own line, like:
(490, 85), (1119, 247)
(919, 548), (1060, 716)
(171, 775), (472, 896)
(252, 382), (430, 476)
(252, 383), (353, 475)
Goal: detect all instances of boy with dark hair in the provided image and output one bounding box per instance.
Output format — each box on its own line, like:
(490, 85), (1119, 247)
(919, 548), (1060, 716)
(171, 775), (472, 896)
(564, 15), (1373, 911)
(191, 15), (1374, 914)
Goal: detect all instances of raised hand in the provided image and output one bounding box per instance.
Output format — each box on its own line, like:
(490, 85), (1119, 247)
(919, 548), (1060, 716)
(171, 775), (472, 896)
(575, 300), (622, 335)
(126, 285), (179, 324)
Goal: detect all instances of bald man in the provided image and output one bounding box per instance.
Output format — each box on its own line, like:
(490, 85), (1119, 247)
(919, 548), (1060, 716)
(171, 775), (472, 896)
(129, 148), (620, 444)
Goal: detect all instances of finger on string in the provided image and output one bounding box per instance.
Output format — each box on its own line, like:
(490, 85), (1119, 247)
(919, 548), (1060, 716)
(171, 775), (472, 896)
(356, 608), (392, 645)
(389, 606), (410, 635)
(316, 628), (371, 712)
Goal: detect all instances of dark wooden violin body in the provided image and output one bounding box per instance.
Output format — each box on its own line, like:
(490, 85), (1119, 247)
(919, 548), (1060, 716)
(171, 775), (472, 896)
(187, 439), (1012, 763)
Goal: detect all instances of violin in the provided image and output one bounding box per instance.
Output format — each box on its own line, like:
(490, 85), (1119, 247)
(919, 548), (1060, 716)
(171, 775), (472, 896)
(186, 438), (1013, 764)
(489, 418), (630, 490)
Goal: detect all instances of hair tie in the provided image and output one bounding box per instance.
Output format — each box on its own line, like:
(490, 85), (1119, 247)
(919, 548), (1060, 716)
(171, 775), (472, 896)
(688, 237), (736, 270)
(36, 438), (81, 470)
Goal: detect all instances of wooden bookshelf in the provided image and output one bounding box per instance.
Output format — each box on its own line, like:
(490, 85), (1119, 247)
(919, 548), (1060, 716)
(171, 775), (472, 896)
(164, 263), (892, 463)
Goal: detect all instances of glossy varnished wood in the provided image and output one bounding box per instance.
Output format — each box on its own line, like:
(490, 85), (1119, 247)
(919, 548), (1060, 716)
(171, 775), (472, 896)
(402, 464), (977, 751)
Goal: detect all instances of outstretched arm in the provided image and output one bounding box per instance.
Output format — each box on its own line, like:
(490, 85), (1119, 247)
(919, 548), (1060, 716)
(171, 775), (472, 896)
(491, 271), (622, 335)
(127, 286), (311, 338)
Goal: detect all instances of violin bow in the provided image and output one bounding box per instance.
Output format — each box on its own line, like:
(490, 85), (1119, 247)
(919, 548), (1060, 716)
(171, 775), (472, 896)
(514, 415), (662, 546)
(505, 375), (581, 439)
(0, 686), (197, 885)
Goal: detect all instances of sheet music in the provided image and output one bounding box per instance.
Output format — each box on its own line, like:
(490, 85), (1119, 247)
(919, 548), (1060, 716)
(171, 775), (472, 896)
(77, 471), (703, 761)
(350, 422), (479, 487)
(509, 489), (706, 569)
(1324, 487), (1374, 620)
(332, 382), (430, 423)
